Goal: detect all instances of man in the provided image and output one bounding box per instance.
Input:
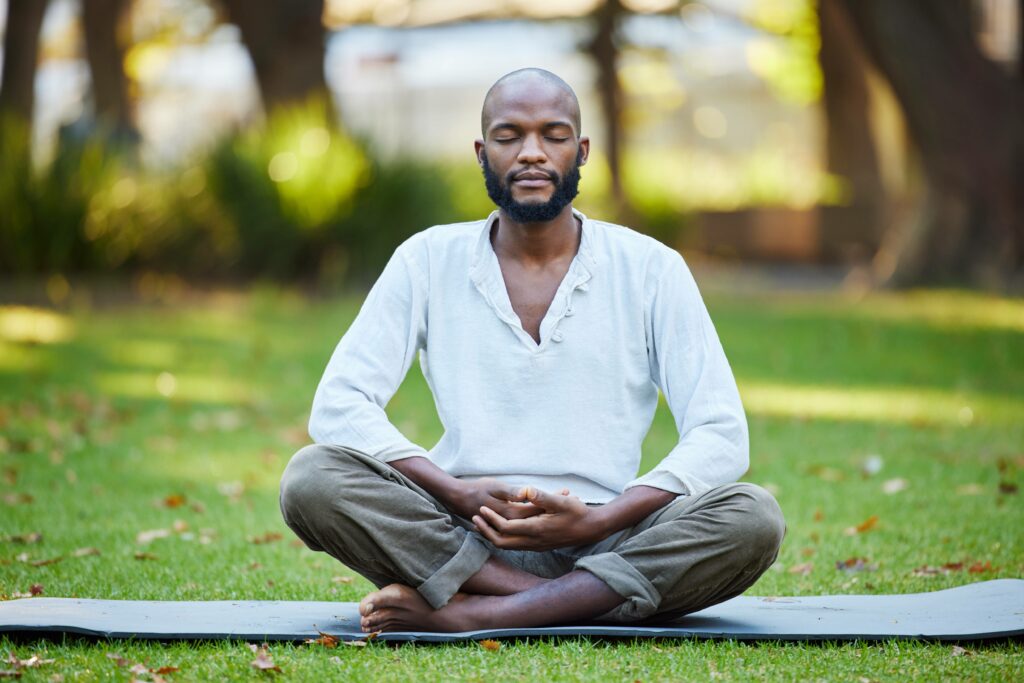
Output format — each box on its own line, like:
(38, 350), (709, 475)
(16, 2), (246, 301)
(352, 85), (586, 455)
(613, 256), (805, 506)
(280, 68), (784, 633)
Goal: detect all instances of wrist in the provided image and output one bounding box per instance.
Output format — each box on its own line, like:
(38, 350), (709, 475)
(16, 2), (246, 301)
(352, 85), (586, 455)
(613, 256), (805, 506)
(585, 504), (614, 543)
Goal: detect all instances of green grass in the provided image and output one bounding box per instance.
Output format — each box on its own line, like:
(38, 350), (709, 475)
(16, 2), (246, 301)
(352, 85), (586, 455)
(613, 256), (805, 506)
(1, 282), (1022, 680)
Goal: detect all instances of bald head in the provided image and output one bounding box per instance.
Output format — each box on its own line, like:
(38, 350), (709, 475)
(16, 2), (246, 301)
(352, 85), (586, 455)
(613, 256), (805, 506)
(481, 68), (582, 137)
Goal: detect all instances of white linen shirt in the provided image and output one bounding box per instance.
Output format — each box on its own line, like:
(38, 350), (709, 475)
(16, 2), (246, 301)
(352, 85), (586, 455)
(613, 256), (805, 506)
(309, 208), (749, 503)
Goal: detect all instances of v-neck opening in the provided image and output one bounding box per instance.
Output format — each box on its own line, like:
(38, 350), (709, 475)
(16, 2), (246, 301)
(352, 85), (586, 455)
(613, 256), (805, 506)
(471, 210), (595, 354)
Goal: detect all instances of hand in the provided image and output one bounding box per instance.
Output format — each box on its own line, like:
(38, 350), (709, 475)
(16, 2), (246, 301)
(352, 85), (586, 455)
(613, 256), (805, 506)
(445, 477), (545, 522)
(471, 486), (606, 551)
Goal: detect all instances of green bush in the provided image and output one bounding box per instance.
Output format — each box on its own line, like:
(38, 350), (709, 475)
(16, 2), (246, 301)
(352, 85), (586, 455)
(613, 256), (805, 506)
(0, 115), (122, 273)
(1, 100), (693, 285)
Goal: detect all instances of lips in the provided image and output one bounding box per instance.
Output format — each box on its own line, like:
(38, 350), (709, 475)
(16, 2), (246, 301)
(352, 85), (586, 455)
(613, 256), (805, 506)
(511, 170), (556, 188)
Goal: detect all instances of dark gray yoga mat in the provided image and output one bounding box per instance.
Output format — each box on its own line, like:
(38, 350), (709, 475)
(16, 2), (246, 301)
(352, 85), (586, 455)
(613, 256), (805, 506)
(1, 580), (1022, 643)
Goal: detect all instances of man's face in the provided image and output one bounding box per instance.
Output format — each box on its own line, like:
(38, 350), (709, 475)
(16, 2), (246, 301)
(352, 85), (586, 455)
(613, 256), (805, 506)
(475, 82), (590, 224)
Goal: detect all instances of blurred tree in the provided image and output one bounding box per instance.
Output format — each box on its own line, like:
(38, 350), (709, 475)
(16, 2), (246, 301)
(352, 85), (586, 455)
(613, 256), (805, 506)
(816, 0), (886, 261)
(81, 0), (138, 139)
(587, 0), (627, 214)
(840, 0), (1023, 287)
(0, 0), (50, 123)
(217, 0), (334, 119)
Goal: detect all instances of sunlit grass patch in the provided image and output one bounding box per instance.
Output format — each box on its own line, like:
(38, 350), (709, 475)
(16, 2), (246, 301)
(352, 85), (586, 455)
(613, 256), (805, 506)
(739, 380), (1024, 426)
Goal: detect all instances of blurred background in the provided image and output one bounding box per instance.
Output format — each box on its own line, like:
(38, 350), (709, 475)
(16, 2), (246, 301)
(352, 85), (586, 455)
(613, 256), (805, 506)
(0, 0), (1021, 293)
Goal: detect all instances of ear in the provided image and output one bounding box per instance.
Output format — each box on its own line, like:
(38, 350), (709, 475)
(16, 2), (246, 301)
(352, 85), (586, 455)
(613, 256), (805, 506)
(474, 139), (486, 167)
(577, 136), (590, 166)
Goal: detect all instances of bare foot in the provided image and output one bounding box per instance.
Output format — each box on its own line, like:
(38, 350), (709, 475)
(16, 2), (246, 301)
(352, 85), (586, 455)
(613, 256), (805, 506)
(358, 584), (495, 633)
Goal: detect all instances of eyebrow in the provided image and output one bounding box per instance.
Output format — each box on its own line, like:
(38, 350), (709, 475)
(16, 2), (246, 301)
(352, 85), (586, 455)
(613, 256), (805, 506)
(489, 121), (576, 135)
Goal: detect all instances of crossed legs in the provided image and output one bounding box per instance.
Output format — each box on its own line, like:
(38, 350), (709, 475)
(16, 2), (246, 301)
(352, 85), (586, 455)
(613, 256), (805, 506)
(279, 444), (785, 632)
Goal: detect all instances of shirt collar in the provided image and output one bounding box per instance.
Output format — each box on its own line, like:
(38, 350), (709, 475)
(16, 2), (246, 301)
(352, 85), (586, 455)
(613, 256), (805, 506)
(469, 207), (597, 281)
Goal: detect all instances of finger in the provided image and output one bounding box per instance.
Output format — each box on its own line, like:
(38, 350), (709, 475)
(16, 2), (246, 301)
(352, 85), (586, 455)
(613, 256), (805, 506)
(560, 488), (570, 496)
(523, 486), (568, 511)
(473, 514), (514, 548)
(482, 507), (547, 538)
(500, 502), (544, 519)
(472, 515), (534, 550)
(488, 485), (529, 503)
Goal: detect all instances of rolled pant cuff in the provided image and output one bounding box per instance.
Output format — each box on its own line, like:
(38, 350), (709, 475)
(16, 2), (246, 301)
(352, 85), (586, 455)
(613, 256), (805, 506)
(575, 552), (661, 621)
(417, 532), (491, 609)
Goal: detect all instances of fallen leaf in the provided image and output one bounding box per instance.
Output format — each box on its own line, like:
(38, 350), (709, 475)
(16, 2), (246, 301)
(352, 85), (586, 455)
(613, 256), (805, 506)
(250, 646), (281, 673)
(342, 640), (367, 647)
(788, 562), (814, 575)
(860, 454), (883, 477)
(331, 576), (353, 584)
(106, 653), (131, 667)
(6, 654), (55, 669)
(248, 532), (283, 545)
(217, 481), (245, 501)
(808, 465), (845, 482)
(128, 663), (148, 676)
(0, 671), (20, 678)
(29, 556), (63, 567)
(800, 547), (816, 558)
(836, 557), (878, 572)
(29, 584), (43, 596)
(305, 632), (338, 648)
(172, 519), (189, 533)
(136, 529), (171, 544)
(968, 561), (993, 574)
(998, 481), (1018, 494)
(162, 494), (186, 508)
(151, 666), (180, 674)
(882, 478), (908, 494)
(478, 639), (501, 651)
(911, 562), (965, 577)
(3, 532), (41, 544)
(844, 515), (879, 536)
(951, 645), (973, 656)
(133, 552), (158, 561)
(813, 509), (824, 522)
(2, 493), (33, 506)
(72, 547), (101, 557)
(956, 483), (984, 496)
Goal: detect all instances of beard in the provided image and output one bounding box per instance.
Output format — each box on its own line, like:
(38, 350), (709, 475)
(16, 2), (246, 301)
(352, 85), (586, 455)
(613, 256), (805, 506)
(482, 147), (582, 223)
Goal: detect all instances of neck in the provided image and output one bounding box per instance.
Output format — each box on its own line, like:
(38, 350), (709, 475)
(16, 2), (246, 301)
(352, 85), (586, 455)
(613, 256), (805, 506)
(492, 205), (581, 266)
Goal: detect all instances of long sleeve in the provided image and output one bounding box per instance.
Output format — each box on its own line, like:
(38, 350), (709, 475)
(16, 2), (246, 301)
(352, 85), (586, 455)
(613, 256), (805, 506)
(308, 239), (429, 462)
(625, 252), (749, 497)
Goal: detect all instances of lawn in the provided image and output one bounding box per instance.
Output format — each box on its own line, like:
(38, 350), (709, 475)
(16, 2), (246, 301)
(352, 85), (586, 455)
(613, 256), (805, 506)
(1, 280), (1022, 681)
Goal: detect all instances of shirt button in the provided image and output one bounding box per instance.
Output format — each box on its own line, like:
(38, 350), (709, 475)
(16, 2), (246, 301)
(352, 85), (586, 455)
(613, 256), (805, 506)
(552, 331), (564, 342)
(565, 307), (574, 317)
(576, 283), (589, 292)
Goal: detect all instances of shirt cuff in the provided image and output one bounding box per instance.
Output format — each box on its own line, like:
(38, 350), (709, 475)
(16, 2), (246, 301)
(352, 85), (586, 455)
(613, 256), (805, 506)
(624, 469), (697, 497)
(377, 442), (430, 464)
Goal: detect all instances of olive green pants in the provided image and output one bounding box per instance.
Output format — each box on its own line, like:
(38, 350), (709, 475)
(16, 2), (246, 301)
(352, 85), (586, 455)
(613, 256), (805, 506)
(280, 444), (785, 623)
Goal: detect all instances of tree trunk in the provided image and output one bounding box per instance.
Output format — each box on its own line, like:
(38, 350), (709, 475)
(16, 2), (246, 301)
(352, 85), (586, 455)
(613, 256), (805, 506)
(587, 0), (627, 217)
(841, 0), (1023, 288)
(816, 0), (887, 262)
(81, 0), (137, 139)
(219, 0), (332, 119)
(0, 0), (49, 123)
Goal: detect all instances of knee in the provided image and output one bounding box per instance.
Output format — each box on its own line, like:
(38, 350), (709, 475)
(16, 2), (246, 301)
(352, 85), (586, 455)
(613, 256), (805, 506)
(279, 444), (359, 521)
(727, 483), (786, 561)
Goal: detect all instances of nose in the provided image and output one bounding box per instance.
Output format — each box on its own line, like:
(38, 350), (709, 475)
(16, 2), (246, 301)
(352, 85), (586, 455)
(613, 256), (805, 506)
(516, 133), (547, 164)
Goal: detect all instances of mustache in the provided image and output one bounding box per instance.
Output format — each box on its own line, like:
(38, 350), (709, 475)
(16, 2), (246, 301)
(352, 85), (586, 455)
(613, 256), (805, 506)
(506, 169), (559, 185)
